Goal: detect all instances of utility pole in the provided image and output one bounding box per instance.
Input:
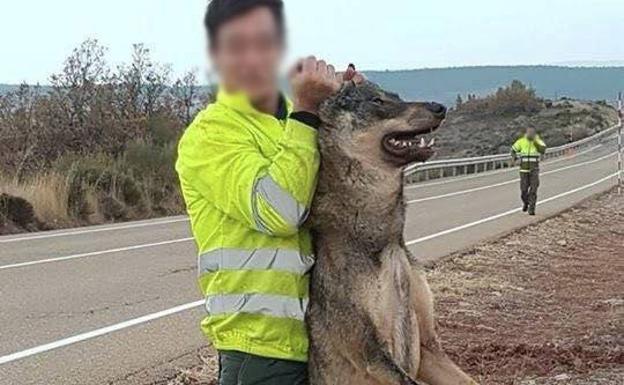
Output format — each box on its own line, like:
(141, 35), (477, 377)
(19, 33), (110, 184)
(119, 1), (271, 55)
(618, 92), (623, 195)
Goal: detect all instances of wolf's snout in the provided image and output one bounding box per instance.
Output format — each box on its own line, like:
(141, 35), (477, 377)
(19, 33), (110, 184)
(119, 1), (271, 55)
(424, 102), (447, 118)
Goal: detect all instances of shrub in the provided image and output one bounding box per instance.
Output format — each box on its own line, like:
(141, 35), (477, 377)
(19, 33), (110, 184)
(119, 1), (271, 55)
(0, 39), (201, 229)
(458, 80), (543, 116)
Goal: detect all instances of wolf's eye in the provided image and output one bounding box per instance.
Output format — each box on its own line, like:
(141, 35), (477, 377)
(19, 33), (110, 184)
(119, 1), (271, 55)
(371, 97), (384, 105)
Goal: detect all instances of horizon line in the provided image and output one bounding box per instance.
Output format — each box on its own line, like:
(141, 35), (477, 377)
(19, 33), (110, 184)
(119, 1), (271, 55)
(3, 63), (624, 86)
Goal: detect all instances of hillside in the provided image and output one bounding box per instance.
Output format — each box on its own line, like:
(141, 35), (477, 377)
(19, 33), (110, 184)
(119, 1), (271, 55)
(366, 65), (624, 106)
(425, 81), (619, 158)
(435, 99), (618, 158)
(3, 65), (624, 106)
(0, 84), (17, 94)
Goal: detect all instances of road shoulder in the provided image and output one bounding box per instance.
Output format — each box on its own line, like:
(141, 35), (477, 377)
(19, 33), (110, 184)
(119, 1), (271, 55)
(120, 189), (624, 385)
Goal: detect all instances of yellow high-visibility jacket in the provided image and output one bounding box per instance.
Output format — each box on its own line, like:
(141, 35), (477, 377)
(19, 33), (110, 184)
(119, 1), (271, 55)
(511, 135), (547, 173)
(175, 89), (320, 362)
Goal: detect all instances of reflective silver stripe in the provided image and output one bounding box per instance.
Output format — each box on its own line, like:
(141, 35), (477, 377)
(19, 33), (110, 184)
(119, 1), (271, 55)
(253, 176), (308, 230)
(520, 157), (540, 162)
(205, 293), (308, 321)
(199, 248), (314, 276)
(251, 177), (272, 234)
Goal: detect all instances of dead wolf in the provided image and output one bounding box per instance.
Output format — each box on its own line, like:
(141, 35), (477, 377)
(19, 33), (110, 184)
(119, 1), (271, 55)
(307, 81), (478, 385)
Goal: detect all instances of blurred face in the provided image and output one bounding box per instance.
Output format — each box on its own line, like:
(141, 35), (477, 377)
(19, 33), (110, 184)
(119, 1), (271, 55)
(526, 127), (536, 138)
(210, 7), (283, 102)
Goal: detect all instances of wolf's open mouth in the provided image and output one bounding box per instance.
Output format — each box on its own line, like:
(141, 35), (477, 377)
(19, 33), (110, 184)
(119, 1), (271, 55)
(382, 122), (442, 164)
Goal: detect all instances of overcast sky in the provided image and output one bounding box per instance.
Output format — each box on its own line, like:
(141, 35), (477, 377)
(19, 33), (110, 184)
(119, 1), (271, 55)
(2, 0), (623, 83)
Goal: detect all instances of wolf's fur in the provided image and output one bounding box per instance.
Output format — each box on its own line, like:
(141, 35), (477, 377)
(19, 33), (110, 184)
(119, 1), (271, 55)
(307, 82), (478, 385)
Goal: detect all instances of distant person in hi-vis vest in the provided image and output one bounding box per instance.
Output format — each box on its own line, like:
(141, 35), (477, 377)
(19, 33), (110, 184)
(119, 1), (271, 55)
(511, 127), (547, 215)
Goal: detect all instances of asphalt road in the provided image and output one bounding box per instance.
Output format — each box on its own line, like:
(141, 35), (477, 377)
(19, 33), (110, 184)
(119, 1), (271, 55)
(0, 140), (620, 385)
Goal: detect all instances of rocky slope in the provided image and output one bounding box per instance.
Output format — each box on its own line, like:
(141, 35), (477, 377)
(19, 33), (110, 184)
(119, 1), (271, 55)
(434, 99), (618, 158)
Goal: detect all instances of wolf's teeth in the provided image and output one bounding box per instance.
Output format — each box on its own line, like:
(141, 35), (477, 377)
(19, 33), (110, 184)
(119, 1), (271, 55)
(419, 138), (426, 148)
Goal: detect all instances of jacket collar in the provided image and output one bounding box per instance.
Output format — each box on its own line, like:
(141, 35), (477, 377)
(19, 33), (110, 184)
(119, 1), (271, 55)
(216, 87), (292, 119)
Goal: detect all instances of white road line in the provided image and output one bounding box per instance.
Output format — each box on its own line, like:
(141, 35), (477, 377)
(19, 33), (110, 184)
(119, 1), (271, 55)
(0, 238), (194, 270)
(405, 143), (604, 190)
(0, 172), (617, 365)
(0, 217), (190, 244)
(0, 300), (205, 365)
(406, 172), (617, 245)
(407, 151), (617, 204)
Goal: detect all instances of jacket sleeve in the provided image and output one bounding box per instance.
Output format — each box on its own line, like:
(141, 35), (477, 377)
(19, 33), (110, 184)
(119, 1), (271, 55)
(511, 138), (521, 160)
(176, 113), (320, 237)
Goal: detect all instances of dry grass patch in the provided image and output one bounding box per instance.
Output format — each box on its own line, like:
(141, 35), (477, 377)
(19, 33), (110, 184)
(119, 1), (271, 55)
(0, 172), (78, 228)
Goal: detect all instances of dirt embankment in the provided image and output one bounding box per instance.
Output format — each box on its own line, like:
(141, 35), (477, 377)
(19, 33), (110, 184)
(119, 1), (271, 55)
(120, 190), (623, 385)
(431, 189), (623, 384)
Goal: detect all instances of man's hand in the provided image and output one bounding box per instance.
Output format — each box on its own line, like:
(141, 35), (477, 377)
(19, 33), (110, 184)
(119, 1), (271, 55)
(289, 56), (341, 115)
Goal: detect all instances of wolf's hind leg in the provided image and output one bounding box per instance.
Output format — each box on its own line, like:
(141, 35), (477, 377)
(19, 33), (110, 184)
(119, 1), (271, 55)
(408, 267), (479, 385)
(418, 346), (478, 385)
(364, 348), (426, 385)
(358, 314), (425, 385)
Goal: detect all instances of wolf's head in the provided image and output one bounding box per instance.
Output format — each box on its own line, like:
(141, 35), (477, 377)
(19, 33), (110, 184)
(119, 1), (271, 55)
(318, 81), (445, 169)
(310, 81), (445, 241)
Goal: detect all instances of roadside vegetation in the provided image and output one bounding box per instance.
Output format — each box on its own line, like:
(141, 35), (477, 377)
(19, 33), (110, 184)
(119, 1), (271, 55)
(0, 42), (618, 234)
(0, 39), (210, 234)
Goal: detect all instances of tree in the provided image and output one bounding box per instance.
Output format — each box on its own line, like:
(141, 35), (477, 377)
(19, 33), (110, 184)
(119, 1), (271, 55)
(172, 70), (200, 126)
(455, 94), (463, 109)
(116, 44), (171, 119)
(0, 39), (208, 177)
(0, 84), (45, 177)
(49, 39), (108, 130)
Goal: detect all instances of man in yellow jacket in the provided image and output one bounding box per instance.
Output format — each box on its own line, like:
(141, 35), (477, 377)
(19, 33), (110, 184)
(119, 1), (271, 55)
(175, 1), (348, 384)
(511, 127), (547, 216)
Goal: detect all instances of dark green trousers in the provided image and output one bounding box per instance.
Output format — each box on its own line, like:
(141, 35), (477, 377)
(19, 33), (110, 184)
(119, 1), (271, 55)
(520, 169), (540, 210)
(218, 350), (308, 385)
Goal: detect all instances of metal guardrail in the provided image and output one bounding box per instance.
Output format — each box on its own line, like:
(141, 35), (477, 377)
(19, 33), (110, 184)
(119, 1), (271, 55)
(404, 120), (622, 184)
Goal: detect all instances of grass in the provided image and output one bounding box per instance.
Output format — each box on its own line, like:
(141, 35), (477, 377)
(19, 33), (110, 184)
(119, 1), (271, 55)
(0, 142), (186, 233)
(0, 172), (79, 228)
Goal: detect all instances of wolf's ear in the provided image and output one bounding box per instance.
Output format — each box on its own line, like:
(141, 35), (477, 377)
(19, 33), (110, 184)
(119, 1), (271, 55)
(319, 81), (365, 121)
(334, 82), (361, 109)
(319, 88), (353, 123)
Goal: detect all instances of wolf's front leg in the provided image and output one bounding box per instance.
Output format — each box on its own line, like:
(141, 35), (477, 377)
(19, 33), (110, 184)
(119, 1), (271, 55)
(408, 266), (479, 385)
